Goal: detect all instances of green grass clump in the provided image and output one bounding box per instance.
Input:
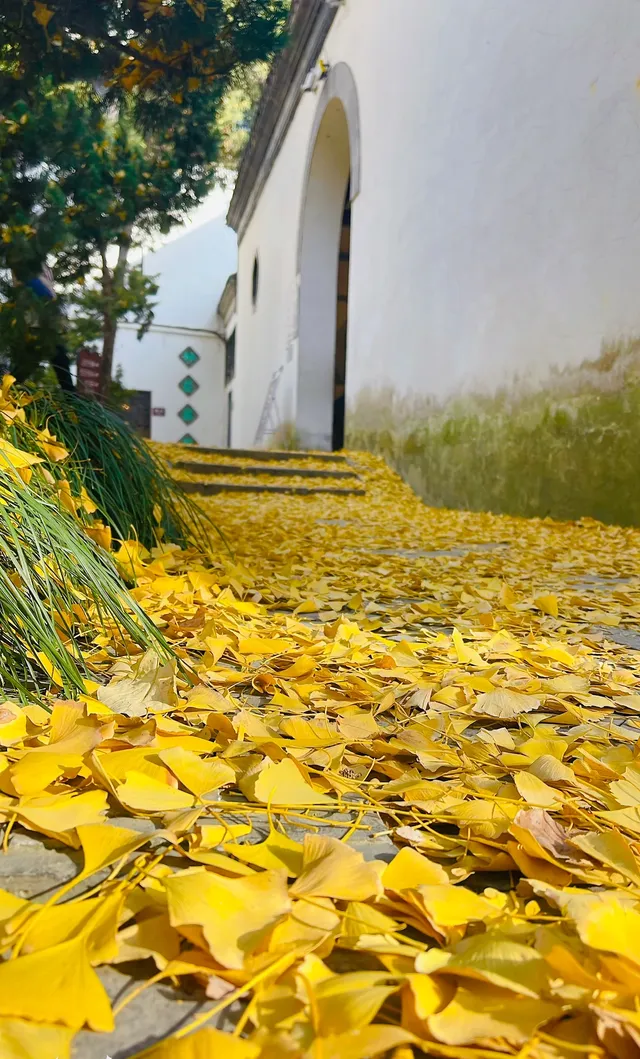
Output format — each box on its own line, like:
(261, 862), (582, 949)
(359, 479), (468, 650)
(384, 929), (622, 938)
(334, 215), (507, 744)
(25, 390), (211, 550)
(0, 466), (169, 700)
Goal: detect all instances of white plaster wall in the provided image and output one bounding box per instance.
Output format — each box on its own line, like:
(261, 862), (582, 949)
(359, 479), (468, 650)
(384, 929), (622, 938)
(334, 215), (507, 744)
(115, 191), (236, 446)
(234, 0), (640, 445)
(114, 325), (226, 447)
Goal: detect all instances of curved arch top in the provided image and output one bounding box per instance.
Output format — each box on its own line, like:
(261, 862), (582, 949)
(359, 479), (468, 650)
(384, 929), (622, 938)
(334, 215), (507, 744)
(305, 61), (361, 202)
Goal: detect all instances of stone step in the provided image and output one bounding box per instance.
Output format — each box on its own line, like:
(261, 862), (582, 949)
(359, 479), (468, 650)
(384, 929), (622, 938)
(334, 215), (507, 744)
(174, 461), (359, 481)
(177, 446), (347, 464)
(180, 481), (366, 497)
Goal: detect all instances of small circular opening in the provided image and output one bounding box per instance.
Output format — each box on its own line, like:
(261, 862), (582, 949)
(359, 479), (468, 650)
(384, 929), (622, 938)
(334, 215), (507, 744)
(252, 255), (259, 307)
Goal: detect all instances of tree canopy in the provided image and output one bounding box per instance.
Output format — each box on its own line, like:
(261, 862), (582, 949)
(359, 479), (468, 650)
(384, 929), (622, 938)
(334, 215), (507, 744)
(0, 0), (288, 391)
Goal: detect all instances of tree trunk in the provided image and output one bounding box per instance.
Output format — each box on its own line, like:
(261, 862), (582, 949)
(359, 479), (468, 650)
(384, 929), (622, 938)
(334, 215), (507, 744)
(99, 230), (131, 398)
(52, 344), (75, 392)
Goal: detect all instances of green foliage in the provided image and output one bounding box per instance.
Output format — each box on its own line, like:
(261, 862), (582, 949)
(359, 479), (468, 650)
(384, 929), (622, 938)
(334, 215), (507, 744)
(66, 268), (159, 356)
(26, 389), (212, 550)
(0, 1), (289, 102)
(0, 465), (168, 701)
(346, 341), (640, 528)
(0, 2), (289, 387)
(216, 62), (268, 172)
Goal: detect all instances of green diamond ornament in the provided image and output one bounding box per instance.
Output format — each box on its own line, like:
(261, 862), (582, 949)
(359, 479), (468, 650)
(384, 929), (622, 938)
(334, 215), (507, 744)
(179, 375), (199, 396)
(179, 346), (200, 367)
(178, 404), (198, 425)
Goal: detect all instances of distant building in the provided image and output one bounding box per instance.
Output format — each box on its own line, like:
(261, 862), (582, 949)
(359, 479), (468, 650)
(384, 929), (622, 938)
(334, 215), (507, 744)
(115, 200), (236, 446)
(228, 0), (640, 450)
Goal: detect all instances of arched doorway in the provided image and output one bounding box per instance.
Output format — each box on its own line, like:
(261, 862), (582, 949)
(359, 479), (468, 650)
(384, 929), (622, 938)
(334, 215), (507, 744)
(297, 64), (360, 451)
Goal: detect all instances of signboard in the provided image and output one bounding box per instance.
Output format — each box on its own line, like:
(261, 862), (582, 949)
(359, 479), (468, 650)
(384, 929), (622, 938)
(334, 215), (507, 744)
(76, 348), (102, 395)
(152, 407), (166, 417)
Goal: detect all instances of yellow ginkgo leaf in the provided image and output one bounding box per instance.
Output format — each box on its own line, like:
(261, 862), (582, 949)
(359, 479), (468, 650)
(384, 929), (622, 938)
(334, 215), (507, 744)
(115, 910), (181, 969)
(382, 847), (448, 890)
(432, 934), (549, 997)
(243, 757), (333, 807)
(76, 822), (149, 877)
(570, 830), (640, 886)
(136, 1027), (260, 1058)
(0, 935), (113, 1031)
(472, 689), (540, 719)
(290, 834), (382, 902)
(572, 896), (640, 967)
(534, 594), (559, 617)
(412, 885), (497, 936)
(0, 438), (42, 475)
(32, 1), (54, 27)
(20, 891), (124, 964)
(310, 1026), (416, 1059)
(0, 1018), (74, 1059)
(117, 770), (195, 813)
(224, 823), (304, 875)
(428, 984), (560, 1046)
(159, 746), (235, 798)
(514, 771), (560, 808)
(312, 971), (402, 1036)
(8, 754), (63, 796)
(17, 789), (109, 843)
(238, 636), (289, 656)
(165, 866), (290, 968)
(0, 704), (28, 747)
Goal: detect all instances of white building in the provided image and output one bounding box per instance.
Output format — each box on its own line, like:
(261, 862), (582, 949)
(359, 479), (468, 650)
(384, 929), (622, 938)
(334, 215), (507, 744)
(227, 0), (640, 450)
(115, 195), (236, 447)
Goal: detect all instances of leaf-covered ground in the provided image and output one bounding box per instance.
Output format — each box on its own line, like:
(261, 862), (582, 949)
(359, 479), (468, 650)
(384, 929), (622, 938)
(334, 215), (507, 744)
(4, 448), (640, 1058)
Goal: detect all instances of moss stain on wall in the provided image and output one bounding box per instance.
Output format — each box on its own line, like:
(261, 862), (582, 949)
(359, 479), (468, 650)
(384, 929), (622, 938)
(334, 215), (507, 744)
(346, 339), (640, 527)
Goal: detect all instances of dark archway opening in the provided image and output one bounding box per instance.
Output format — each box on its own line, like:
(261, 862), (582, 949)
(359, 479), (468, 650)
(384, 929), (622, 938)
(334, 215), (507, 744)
(332, 180), (351, 450)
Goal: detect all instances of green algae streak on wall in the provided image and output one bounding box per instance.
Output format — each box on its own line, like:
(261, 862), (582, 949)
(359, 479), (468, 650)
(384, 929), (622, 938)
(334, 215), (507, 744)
(346, 340), (640, 527)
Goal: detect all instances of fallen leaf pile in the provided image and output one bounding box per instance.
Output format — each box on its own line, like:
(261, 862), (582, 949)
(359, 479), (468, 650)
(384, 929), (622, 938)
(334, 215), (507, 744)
(4, 433), (640, 1057)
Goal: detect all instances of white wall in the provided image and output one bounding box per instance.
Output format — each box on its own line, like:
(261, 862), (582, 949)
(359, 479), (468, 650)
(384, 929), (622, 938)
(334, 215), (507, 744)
(233, 0), (640, 446)
(115, 193), (237, 446)
(115, 324), (226, 446)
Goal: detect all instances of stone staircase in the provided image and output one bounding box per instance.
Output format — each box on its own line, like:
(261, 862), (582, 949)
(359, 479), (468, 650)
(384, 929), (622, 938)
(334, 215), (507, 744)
(171, 447), (366, 497)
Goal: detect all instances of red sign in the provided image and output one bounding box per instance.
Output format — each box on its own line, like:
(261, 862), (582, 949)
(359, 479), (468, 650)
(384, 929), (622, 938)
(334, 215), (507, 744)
(152, 407), (166, 417)
(76, 348), (102, 395)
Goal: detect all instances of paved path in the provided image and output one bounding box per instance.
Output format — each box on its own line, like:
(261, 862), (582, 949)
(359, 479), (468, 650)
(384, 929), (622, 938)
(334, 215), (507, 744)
(5, 449), (640, 1056)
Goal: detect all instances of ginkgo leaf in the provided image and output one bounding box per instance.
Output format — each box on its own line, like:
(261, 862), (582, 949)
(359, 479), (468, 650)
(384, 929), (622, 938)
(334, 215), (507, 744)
(20, 891), (124, 963)
(312, 971), (402, 1035)
(0, 1018), (74, 1059)
(8, 754), (64, 796)
(382, 847), (448, 890)
(412, 884), (497, 936)
(135, 1027), (260, 1058)
(473, 690), (540, 719)
(159, 746), (235, 798)
(17, 789), (109, 843)
(310, 1026), (416, 1059)
(570, 830), (640, 886)
(572, 896), (640, 967)
(117, 770), (195, 813)
(432, 934), (549, 997)
(115, 911), (181, 969)
(224, 824), (304, 875)
(290, 834), (382, 901)
(243, 758), (333, 807)
(0, 935), (113, 1030)
(514, 771), (560, 808)
(238, 637), (289, 656)
(76, 822), (149, 877)
(429, 984), (560, 1045)
(165, 867), (290, 968)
